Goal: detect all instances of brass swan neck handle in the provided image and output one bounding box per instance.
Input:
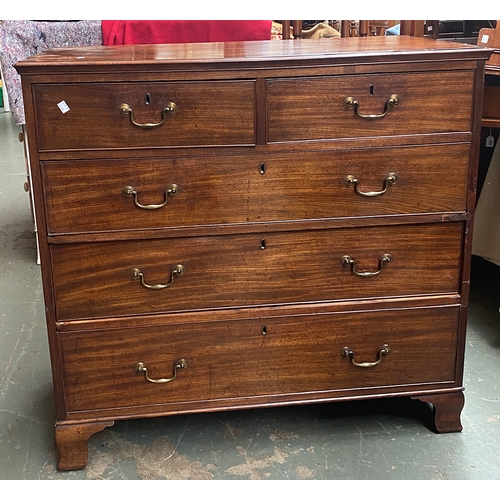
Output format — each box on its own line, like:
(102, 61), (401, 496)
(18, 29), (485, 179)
(341, 253), (392, 277)
(119, 102), (178, 128)
(344, 173), (398, 197)
(134, 359), (188, 384)
(344, 94), (399, 119)
(341, 344), (391, 368)
(131, 264), (185, 290)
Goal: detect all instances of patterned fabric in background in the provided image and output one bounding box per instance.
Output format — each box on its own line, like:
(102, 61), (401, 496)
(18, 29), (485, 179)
(0, 20), (102, 125)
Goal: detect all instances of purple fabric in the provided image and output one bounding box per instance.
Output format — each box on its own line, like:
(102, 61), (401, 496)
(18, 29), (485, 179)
(0, 21), (102, 125)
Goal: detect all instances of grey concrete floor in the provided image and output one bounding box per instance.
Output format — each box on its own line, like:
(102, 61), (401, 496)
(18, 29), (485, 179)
(1, 108), (500, 481)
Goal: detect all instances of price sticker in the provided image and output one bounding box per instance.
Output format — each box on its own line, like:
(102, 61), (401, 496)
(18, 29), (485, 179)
(57, 100), (70, 114)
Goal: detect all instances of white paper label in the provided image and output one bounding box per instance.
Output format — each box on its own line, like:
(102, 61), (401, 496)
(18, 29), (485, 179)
(57, 100), (70, 114)
(486, 135), (495, 147)
(482, 34), (490, 43)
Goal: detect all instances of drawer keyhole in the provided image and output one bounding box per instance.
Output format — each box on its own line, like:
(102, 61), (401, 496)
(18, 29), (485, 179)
(145, 93), (151, 105)
(259, 163), (266, 175)
(369, 84), (374, 96)
(260, 239), (266, 250)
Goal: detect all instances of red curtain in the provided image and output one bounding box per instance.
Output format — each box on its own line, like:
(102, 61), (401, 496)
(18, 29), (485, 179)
(102, 21), (272, 45)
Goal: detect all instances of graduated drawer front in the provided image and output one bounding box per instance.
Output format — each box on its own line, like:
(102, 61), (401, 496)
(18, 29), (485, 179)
(51, 223), (462, 321)
(42, 144), (469, 235)
(59, 305), (459, 412)
(267, 71), (474, 142)
(32, 81), (256, 151)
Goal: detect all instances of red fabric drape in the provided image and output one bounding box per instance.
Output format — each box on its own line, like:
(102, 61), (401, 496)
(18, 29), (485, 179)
(101, 20), (272, 45)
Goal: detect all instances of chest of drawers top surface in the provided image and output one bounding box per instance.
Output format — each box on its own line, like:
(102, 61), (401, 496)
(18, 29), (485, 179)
(15, 36), (490, 72)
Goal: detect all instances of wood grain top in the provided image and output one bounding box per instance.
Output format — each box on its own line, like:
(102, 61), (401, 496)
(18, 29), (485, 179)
(15, 36), (492, 73)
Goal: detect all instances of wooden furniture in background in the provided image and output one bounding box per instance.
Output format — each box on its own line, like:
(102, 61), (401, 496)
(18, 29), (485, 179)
(477, 21), (500, 127)
(401, 20), (491, 40)
(16, 37), (491, 470)
(311, 20), (495, 40)
(400, 20), (425, 37)
(471, 21), (500, 269)
(280, 21), (396, 39)
(428, 21), (496, 42)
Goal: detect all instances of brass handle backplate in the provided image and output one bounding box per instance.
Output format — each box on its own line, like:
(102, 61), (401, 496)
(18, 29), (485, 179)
(119, 102), (178, 128)
(123, 184), (178, 210)
(345, 173), (398, 197)
(341, 253), (392, 277)
(131, 264), (185, 289)
(341, 344), (391, 368)
(134, 359), (188, 384)
(344, 94), (399, 119)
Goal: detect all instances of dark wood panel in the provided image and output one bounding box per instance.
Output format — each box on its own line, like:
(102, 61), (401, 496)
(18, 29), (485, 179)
(59, 305), (460, 412)
(42, 144), (470, 236)
(33, 81), (256, 151)
(482, 85), (500, 125)
(50, 223), (463, 321)
(267, 71), (474, 142)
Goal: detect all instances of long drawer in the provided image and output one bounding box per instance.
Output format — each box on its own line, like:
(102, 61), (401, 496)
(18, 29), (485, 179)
(267, 71), (474, 142)
(51, 223), (462, 321)
(32, 81), (256, 151)
(58, 304), (460, 413)
(42, 144), (469, 235)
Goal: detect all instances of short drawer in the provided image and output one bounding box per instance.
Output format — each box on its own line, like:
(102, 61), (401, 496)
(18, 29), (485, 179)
(267, 71), (474, 142)
(41, 144), (469, 235)
(51, 223), (462, 321)
(32, 81), (256, 151)
(58, 305), (459, 413)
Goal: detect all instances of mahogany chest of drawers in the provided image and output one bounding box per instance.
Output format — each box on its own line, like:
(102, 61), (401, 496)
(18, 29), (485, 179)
(16, 37), (491, 470)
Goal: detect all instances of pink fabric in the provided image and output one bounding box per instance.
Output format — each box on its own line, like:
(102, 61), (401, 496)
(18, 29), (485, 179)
(102, 20), (272, 45)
